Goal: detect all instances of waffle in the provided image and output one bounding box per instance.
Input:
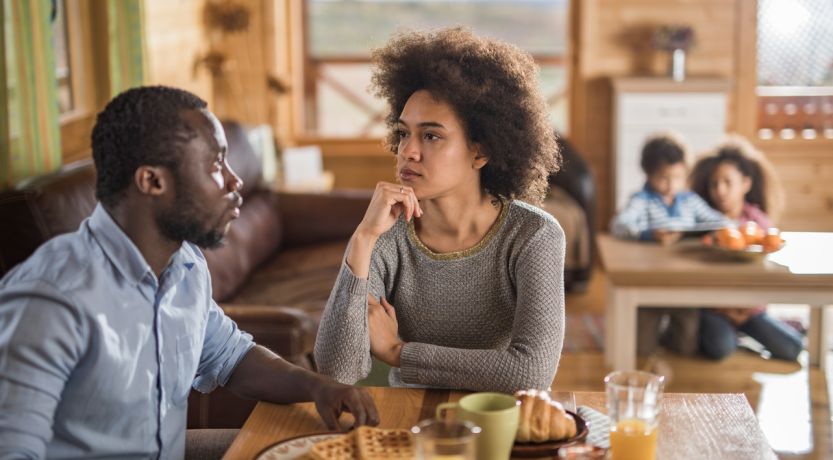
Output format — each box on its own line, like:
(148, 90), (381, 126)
(306, 427), (415, 460)
(307, 431), (358, 460)
(355, 426), (415, 460)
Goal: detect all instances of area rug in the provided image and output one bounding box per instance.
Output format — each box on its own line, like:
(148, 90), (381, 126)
(562, 309), (809, 355)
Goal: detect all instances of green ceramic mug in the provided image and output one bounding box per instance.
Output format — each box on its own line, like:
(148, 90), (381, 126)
(436, 393), (520, 460)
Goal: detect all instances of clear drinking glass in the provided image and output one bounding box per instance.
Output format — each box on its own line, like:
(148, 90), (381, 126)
(548, 390), (577, 412)
(411, 418), (480, 460)
(605, 370), (665, 460)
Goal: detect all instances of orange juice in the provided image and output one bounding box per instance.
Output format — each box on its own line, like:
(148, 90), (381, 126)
(609, 419), (657, 460)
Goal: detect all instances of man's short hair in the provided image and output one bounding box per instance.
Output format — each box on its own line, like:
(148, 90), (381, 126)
(91, 86), (207, 207)
(640, 133), (690, 175)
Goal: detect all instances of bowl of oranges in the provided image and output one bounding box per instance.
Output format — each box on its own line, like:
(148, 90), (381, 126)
(701, 222), (785, 262)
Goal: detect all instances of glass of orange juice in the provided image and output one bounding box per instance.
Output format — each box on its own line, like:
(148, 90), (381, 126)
(605, 370), (665, 460)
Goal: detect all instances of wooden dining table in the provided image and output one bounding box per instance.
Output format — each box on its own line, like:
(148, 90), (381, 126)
(221, 386), (776, 460)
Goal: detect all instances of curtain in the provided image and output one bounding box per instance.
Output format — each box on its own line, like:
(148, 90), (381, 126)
(0, 0), (61, 188)
(107, 0), (146, 97)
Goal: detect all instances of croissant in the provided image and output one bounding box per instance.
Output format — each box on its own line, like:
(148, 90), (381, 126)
(514, 389), (577, 443)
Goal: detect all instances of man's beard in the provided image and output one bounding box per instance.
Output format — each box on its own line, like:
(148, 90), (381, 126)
(156, 181), (228, 249)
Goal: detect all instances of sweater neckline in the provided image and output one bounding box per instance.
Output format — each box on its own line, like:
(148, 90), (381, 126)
(407, 198), (509, 260)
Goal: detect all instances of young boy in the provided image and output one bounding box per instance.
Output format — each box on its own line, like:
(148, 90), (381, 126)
(610, 133), (727, 359)
(611, 133), (727, 246)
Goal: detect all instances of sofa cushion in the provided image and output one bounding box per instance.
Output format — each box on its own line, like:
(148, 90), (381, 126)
(228, 239), (349, 324)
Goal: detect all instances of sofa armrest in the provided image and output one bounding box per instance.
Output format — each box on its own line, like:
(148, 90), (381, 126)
(277, 189), (372, 248)
(220, 304), (317, 369)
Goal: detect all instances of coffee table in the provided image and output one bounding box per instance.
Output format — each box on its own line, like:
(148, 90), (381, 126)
(597, 232), (833, 371)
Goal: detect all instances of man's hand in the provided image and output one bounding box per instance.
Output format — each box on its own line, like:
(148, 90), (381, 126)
(225, 345), (379, 430)
(311, 379), (380, 431)
(367, 295), (404, 367)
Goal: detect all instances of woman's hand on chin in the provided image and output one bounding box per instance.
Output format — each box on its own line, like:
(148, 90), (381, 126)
(356, 182), (423, 240)
(348, 182), (423, 279)
(368, 294), (404, 367)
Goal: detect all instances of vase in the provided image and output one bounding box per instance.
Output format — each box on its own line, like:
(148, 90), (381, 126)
(670, 48), (686, 82)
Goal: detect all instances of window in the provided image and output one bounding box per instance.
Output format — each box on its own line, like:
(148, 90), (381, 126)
(52, 0), (73, 114)
(756, 0), (833, 140)
(50, 0), (106, 162)
(301, 0), (570, 138)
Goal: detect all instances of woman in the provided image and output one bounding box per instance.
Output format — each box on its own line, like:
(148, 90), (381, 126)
(690, 136), (802, 361)
(313, 27), (565, 392)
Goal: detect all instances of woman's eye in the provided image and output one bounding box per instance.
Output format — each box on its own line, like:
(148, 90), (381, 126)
(424, 132), (439, 141)
(396, 129), (409, 139)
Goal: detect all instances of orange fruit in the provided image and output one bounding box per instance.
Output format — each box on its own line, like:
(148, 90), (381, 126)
(716, 228), (746, 250)
(740, 221), (764, 245)
(715, 227), (746, 250)
(725, 232), (746, 250)
(762, 228), (784, 252)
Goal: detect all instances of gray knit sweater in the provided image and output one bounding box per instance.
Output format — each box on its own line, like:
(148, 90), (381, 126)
(313, 200), (565, 393)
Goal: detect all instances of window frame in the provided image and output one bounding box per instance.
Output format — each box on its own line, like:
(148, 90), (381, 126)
(735, 0), (833, 145)
(279, 0), (572, 153)
(57, 0), (108, 163)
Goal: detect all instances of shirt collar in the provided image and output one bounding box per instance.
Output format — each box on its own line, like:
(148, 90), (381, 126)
(642, 183), (683, 215)
(642, 182), (679, 201)
(88, 204), (195, 286)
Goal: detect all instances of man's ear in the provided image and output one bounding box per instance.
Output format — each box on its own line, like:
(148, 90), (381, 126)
(472, 144), (489, 170)
(134, 166), (170, 197)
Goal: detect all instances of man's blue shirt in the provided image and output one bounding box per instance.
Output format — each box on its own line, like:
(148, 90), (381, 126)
(0, 204), (255, 459)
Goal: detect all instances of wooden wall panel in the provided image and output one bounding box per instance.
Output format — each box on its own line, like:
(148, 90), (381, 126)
(144, 0), (213, 103)
(206, 0), (271, 124)
(759, 142), (833, 231)
(323, 155), (396, 190)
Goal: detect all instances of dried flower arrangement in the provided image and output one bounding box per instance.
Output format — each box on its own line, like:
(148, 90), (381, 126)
(652, 25), (695, 51)
(203, 0), (250, 34)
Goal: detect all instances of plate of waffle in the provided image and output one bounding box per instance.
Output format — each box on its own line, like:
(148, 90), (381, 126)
(255, 426), (415, 460)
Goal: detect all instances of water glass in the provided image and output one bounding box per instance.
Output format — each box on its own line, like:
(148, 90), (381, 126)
(411, 418), (480, 460)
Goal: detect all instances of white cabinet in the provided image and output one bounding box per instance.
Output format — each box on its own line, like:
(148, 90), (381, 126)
(611, 78), (730, 211)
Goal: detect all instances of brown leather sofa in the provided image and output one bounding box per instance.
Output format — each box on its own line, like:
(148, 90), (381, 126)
(0, 120), (370, 428)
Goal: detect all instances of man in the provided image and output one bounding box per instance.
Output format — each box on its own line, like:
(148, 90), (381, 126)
(0, 86), (378, 459)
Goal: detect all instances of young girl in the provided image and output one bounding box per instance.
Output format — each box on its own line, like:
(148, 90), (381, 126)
(690, 136), (803, 361)
(313, 27), (565, 392)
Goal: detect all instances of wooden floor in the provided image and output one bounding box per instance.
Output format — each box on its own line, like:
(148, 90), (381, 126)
(558, 272), (833, 459)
